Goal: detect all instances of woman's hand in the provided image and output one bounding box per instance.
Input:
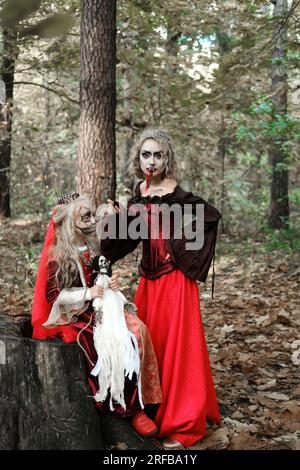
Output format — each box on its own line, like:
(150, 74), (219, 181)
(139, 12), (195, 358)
(109, 273), (120, 291)
(107, 199), (120, 214)
(89, 285), (104, 299)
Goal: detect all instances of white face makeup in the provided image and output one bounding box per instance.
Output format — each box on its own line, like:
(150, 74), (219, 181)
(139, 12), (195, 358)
(139, 139), (166, 177)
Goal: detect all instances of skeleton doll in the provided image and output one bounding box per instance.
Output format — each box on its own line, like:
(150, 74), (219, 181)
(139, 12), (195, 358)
(91, 255), (143, 411)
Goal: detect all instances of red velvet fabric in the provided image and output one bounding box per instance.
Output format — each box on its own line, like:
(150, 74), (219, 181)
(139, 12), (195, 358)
(134, 269), (221, 447)
(38, 246), (142, 416)
(139, 202), (176, 279)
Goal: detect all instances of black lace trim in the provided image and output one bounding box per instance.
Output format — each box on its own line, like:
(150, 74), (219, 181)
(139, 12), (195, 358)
(129, 183), (186, 206)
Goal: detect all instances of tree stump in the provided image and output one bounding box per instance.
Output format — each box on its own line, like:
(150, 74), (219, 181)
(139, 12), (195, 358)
(0, 316), (157, 450)
(0, 327), (103, 449)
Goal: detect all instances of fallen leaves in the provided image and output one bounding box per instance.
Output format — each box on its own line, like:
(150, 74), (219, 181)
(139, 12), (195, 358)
(195, 250), (300, 450)
(190, 427), (230, 450)
(0, 221), (299, 450)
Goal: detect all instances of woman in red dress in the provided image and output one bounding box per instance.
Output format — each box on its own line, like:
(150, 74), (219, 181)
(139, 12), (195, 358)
(31, 193), (162, 438)
(102, 129), (222, 448)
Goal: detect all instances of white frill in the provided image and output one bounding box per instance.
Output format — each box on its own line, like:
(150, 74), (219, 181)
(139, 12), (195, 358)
(91, 274), (143, 411)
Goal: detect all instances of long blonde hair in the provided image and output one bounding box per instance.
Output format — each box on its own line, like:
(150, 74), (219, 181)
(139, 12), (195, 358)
(129, 128), (178, 180)
(51, 196), (90, 289)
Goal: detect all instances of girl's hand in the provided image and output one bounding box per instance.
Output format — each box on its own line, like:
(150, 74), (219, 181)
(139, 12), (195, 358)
(89, 285), (104, 299)
(109, 273), (120, 291)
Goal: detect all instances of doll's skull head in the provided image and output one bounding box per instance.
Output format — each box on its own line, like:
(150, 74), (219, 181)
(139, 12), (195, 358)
(98, 255), (109, 274)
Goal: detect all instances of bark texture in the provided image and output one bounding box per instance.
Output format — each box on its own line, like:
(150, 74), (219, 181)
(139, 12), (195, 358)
(78, 0), (117, 206)
(0, 331), (104, 450)
(268, 0), (289, 229)
(0, 30), (16, 218)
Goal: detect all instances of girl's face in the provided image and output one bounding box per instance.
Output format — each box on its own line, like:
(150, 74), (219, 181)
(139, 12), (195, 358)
(139, 139), (166, 178)
(73, 199), (97, 236)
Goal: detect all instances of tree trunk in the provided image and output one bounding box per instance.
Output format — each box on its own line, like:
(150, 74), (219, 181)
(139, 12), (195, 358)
(121, 30), (134, 191)
(219, 113), (228, 235)
(0, 30), (16, 218)
(165, 16), (181, 77)
(268, 0), (289, 229)
(78, 0), (117, 207)
(216, 28), (232, 235)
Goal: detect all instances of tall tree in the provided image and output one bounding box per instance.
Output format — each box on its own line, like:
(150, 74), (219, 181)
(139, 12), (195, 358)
(216, 26), (234, 235)
(0, 30), (16, 218)
(268, 0), (289, 229)
(78, 0), (116, 206)
(0, 0), (75, 217)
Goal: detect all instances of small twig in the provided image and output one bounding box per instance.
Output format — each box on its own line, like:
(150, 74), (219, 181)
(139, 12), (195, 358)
(13, 81), (79, 105)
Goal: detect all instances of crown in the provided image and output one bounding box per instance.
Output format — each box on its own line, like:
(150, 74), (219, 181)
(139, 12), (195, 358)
(57, 193), (80, 205)
(140, 128), (172, 143)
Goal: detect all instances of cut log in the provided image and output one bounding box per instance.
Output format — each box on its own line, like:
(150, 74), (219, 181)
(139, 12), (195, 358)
(0, 317), (158, 450)
(0, 332), (104, 450)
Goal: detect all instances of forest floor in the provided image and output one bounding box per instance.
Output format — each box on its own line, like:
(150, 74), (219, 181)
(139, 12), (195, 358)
(0, 217), (299, 450)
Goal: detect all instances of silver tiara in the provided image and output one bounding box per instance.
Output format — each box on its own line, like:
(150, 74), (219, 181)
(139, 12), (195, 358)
(140, 128), (172, 143)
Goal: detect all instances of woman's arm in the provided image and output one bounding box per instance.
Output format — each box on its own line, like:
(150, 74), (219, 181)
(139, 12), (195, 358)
(100, 200), (141, 264)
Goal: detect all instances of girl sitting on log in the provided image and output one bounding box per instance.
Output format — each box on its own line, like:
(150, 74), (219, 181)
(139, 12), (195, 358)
(31, 192), (161, 438)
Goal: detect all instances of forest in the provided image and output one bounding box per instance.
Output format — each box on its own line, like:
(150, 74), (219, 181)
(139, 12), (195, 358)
(0, 0), (299, 452)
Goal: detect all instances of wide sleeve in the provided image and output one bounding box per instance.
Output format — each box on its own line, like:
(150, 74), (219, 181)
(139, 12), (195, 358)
(166, 193), (222, 286)
(43, 260), (91, 328)
(100, 200), (141, 264)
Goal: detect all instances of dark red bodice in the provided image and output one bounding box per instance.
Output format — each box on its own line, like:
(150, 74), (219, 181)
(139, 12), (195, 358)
(139, 202), (176, 279)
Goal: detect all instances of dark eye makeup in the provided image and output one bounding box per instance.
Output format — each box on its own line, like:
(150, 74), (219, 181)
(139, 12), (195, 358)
(80, 210), (95, 222)
(141, 150), (163, 159)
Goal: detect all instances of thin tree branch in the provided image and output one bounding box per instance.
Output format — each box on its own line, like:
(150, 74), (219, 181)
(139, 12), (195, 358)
(13, 81), (79, 105)
(14, 61), (41, 74)
(245, 0), (300, 70)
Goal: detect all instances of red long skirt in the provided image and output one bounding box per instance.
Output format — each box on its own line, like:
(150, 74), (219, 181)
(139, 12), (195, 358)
(134, 269), (221, 447)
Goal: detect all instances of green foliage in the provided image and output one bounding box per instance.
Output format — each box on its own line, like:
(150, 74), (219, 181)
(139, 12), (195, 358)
(232, 96), (300, 164)
(4, 0), (299, 247)
(261, 221), (300, 254)
(289, 188), (300, 206)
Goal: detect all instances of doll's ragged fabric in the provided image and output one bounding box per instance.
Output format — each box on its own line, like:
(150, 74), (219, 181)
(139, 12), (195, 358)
(91, 281), (142, 411)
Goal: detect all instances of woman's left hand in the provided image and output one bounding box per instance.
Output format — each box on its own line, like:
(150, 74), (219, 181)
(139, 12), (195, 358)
(109, 273), (120, 291)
